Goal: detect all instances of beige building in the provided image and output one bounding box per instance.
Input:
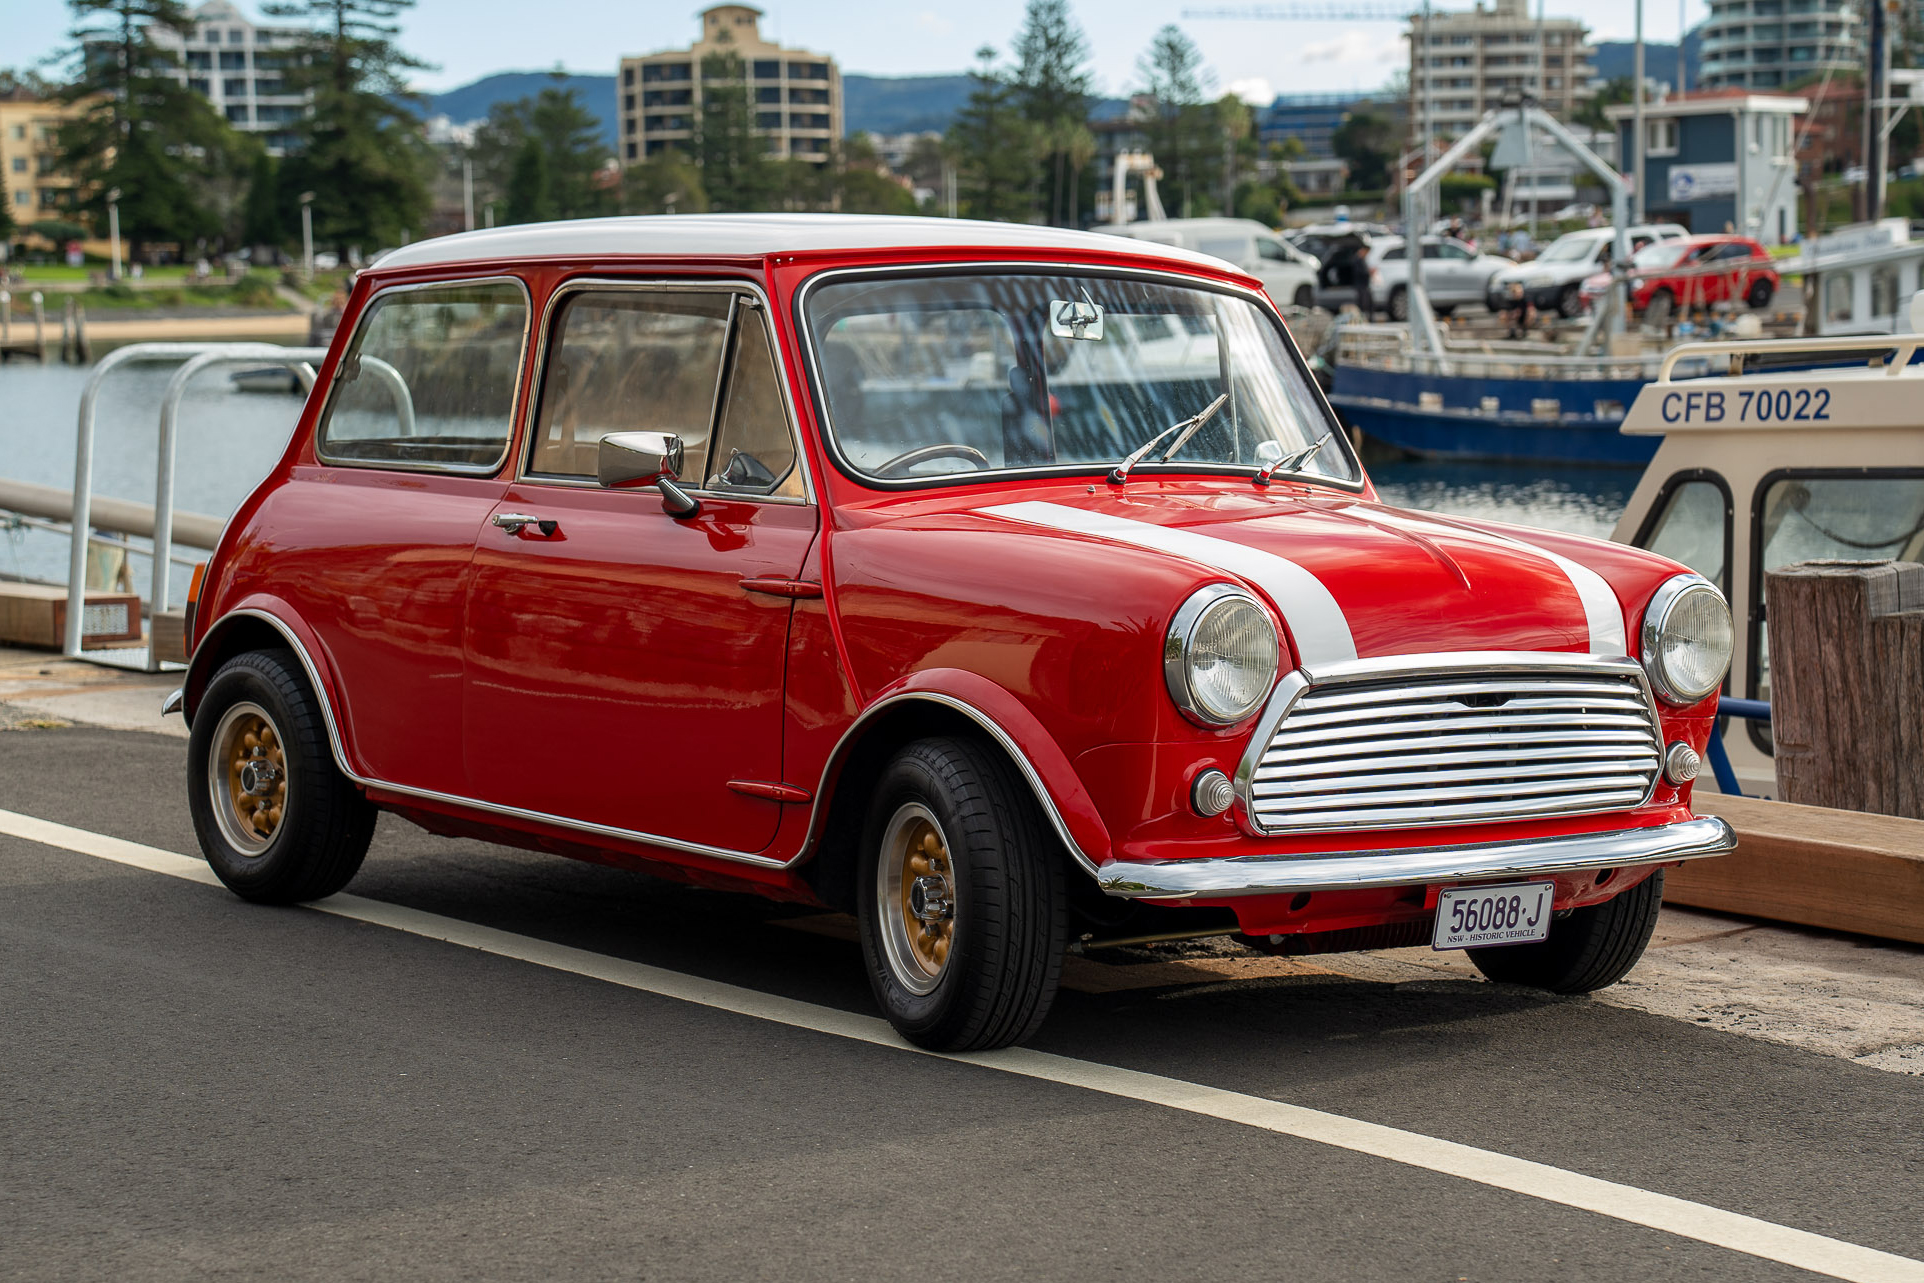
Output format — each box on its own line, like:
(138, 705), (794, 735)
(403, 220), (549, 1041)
(618, 5), (842, 167)
(1407, 0), (1595, 146)
(0, 93), (86, 231)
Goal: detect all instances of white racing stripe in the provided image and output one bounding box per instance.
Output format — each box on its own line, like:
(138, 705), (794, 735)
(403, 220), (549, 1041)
(5, 806), (1922, 1283)
(979, 501), (1357, 666)
(1359, 507), (1630, 656)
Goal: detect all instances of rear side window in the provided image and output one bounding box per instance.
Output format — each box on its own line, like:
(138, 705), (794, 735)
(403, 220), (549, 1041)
(318, 280), (527, 472)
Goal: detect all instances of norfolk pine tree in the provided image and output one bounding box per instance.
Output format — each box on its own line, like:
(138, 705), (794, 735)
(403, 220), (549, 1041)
(1012, 0), (1093, 226)
(1135, 25), (1219, 217)
(694, 37), (779, 212)
(946, 47), (1037, 223)
(474, 75), (613, 221)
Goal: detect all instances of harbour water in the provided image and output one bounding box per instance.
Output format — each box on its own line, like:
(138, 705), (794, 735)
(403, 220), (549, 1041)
(0, 356), (1635, 609)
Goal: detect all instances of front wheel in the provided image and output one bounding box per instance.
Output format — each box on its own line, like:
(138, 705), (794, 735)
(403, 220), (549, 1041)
(1468, 869), (1664, 993)
(1556, 283), (1583, 318)
(1293, 284), (1314, 309)
(857, 737), (1068, 1051)
(188, 649), (376, 903)
(1746, 279), (1775, 309)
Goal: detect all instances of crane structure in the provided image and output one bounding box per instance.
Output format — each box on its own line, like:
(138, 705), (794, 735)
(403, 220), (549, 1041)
(1181, 5), (1414, 19)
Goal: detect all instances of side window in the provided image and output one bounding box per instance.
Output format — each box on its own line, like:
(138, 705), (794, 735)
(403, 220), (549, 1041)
(1636, 475), (1729, 593)
(707, 307), (803, 498)
(317, 280), (527, 471)
(1256, 237), (1291, 262)
(528, 290), (731, 479)
(1440, 241), (1472, 259)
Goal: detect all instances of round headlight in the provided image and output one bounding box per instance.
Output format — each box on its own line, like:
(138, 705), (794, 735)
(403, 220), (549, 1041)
(1640, 575), (1733, 705)
(1164, 586), (1279, 725)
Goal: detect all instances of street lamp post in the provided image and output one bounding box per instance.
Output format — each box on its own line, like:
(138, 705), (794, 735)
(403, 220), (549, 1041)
(106, 187), (122, 280)
(463, 157), (475, 231)
(299, 191), (315, 279)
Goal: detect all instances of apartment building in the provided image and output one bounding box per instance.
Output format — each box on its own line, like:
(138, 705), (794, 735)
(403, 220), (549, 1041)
(142, 0), (310, 155)
(0, 92), (87, 228)
(1697, 0), (1858, 91)
(618, 5), (842, 167)
(1407, 0), (1595, 146)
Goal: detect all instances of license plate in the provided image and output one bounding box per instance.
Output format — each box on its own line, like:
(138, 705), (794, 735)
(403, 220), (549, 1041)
(1433, 881), (1555, 950)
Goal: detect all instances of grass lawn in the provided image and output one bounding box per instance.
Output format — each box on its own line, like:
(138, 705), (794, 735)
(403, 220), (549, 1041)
(68, 275), (293, 311)
(9, 262), (200, 284)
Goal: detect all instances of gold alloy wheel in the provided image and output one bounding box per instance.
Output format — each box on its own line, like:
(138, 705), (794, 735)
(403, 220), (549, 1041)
(876, 803), (957, 995)
(208, 701), (288, 857)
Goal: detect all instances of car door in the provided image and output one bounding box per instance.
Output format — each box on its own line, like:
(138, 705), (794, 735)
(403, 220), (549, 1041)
(292, 276), (529, 798)
(461, 281), (817, 857)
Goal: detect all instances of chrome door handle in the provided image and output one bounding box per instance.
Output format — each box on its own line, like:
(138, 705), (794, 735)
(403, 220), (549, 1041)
(492, 512), (557, 536)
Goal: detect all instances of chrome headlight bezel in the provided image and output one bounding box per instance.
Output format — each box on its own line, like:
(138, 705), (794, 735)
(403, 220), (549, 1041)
(1639, 574), (1733, 706)
(1163, 584), (1280, 726)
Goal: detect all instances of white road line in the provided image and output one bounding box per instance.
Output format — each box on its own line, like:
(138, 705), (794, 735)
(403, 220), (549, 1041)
(4, 804), (1920, 1283)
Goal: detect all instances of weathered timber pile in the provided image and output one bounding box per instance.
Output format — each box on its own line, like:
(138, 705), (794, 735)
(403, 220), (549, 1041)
(1765, 560), (1924, 819)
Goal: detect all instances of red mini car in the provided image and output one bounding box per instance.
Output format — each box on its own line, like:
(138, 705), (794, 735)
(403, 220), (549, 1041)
(1580, 234), (1779, 317)
(169, 215), (1737, 1050)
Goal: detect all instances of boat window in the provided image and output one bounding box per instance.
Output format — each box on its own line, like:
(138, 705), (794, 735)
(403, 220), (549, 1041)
(1824, 273), (1853, 324)
(1748, 470), (1924, 732)
(1871, 265), (1900, 318)
(705, 306), (803, 499)
(1635, 475), (1729, 593)
(804, 270), (1356, 488)
(527, 289), (731, 481)
(317, 279), (527, 473)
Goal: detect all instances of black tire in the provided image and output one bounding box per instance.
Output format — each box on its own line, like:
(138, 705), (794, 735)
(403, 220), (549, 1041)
(1469, 869), (1665, 994)
(188, 649), (376, 904)
(1556, 283), (1583, 318)
(1292, 284), (1314, 309)
(856, 737), (1068, 1052)
(1387, 285), (1409, 321)
(1644, 289), (1676, 327)
(1746, 278), (1774, 309)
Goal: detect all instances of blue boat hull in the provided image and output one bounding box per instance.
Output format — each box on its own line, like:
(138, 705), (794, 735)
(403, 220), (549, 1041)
(1328, 366), (1658, 466)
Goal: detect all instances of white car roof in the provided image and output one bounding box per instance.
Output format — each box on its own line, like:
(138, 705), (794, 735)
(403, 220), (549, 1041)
(375, 214), (1235, 273)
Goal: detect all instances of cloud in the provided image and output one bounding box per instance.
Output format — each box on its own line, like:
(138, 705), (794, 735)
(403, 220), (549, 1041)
(1300, 30), (1401, 65)
(914, 11), (954, 37)
(1226, 77), (1276, 106)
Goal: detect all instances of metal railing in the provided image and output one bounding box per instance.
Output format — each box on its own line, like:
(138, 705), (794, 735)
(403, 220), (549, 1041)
(64, 342), (329, 664)
(1655, 331), (1924, 381)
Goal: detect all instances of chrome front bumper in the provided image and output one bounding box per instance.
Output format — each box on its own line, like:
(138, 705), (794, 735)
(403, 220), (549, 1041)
(1093, 816), (1737, 899)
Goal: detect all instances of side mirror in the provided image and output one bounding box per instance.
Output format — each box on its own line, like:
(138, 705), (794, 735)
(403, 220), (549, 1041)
(597, 430), (700, 518)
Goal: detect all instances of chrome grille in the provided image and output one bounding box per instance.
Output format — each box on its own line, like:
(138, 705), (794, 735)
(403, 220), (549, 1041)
(1242, 665), (1662, 832)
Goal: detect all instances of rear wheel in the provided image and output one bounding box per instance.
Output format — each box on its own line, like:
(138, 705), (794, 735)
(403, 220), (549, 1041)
(1292, 284), (1314, 308)
(1746, 278), (1775, 309)
(857, 737), (1068, 1051)
(188, 649), (375, 903)
(1468, 870), (1664, 994)
(1387, 286), (1409, 321)
(1556, 283), (1583, 318)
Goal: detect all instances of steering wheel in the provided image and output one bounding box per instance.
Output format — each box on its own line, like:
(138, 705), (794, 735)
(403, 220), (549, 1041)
(872, 443), (992, 479)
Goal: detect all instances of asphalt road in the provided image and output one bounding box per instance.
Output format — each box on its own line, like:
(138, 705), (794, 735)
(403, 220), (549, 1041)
(3, 724), (1920, 1282)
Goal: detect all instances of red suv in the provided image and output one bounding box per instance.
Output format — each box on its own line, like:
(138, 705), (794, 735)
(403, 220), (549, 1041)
(168, 215), (1737, 1051)
(1582, 234), (1778, 318)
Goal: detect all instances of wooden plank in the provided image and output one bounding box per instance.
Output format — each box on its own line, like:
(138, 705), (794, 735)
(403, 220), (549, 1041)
(150, 610), (188, 666)
(1669, 792), (1924, 945)
(0, 584), (143, 650)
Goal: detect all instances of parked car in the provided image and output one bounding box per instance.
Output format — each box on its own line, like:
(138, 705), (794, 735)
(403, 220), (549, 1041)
(1578, 235), (1779, 319)
(1487, 224), (1688, 317)
(1286, 221), (1395, 264)
(1103, 217), (1320, 308)
(1362, 235), (1517, 319)
(170, 214), (1737, 1053)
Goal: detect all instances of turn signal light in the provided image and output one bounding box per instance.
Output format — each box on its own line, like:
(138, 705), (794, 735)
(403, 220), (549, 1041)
(184, 561), (208, 647)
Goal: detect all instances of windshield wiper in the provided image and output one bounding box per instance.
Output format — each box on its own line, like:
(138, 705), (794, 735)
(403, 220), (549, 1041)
(1108, 393), (1230, 486)
(1253, 429), (1334, 488)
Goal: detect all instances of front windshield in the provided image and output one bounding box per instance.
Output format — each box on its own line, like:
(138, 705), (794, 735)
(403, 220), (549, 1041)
(803, 271), (1357, 487)
(1537, 236), (1601, 263)
(1631, 241), (1690, 269)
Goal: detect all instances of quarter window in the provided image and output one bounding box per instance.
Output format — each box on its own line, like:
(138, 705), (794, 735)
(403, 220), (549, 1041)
(707, 307), (802, 497)
(317, 280), (526, 471)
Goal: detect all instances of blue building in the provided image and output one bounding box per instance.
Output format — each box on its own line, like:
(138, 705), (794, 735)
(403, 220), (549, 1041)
(1260, 92), (1399, 160)
(1609, 91), (1805, 242)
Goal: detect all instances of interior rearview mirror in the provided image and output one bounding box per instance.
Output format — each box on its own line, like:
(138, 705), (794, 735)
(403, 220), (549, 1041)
(597, 431), (701, 518)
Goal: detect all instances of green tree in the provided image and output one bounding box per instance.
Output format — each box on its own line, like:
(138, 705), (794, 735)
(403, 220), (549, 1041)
(1332, 104), (1396, 190)
(1575, 75), (1632, 132)
(946, 46), (1037, 222)
(835, 136), (919, 215)
(621, 150), (708, 214)
(265, 0), (433, 252)
(1135, 26), (1218, 217)
(694, 38), (779, 211)
(504, 137), (555, 223)
(50, 0), (238, 263)
(473, 74), (613, 221)
(241, 150), (284, 249)
(0, 170), (15, 245)
(1013, 0), (1093, 225)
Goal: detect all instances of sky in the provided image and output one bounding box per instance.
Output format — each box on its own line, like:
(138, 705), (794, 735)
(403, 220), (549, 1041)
(11, 0), (1710, 102)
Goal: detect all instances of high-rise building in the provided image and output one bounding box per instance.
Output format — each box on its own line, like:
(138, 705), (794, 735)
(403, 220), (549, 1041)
(618, 5), (842, 167)
(1407, 0), (1595, 146)
(1697, 0), (1858, 91)
(0, 92), (88, 228)
(142, 0), (310, 155)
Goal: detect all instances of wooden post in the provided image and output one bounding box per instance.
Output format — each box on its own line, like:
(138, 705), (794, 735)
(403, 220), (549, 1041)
(1766, 559), (1924, 818)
